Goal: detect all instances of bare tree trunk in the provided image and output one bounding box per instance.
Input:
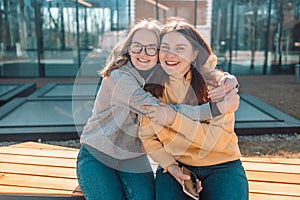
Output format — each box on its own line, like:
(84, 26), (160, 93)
(3, 0), (12, 49)
(59, 4), (65, 50)
(34, 0), (45, 76)
(250, 0), (258, 68)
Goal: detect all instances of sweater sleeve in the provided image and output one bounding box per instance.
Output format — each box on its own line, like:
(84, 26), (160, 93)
(169, 112), (235, 153)
(138, 117), (178, 170)
(172, 103), (213, 121)
(110, 70), (215, 120)
(110, 70), (160, 115)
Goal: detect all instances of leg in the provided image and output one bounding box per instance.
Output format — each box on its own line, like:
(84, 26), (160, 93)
(200, 160), (249, 200)
(76, 145), (125, 200)
(118, 170), (155, 200)
(118, 155), (155, 200)
(155, 167), (194, 200)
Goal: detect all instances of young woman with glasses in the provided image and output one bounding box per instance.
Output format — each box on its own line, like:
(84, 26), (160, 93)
(77, 18), (240, 200)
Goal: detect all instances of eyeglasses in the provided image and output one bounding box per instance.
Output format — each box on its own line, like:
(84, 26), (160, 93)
(129, 42), (158, 56)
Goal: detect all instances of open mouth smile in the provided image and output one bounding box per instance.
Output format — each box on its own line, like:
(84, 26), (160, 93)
(137, 58), (150, 63)
(165, 61), (180, 66)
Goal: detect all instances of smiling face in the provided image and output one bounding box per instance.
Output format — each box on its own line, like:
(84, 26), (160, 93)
(159, 31), (197, 78)
(128, 29), (159, 71)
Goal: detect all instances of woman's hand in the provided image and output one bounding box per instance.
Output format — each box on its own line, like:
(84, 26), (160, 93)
(208, 74), (239, 102)
(219, 74), (239, 92)
(143, 102), (176, 126)
(208, 85), (226, 102)
(216, 88), (240, 114)
(167, 165), (203, 193)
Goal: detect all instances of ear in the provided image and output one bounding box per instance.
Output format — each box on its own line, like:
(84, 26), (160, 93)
(128, 49), (132, 56)
(192, 50), (199, 62)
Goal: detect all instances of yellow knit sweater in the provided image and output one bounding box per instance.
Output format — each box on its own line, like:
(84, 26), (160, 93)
(138, 73), (241, 170)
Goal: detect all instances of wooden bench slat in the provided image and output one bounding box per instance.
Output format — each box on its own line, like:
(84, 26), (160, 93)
(0, 163), (76, 179)
(242, 162), (300, 174)
(0, 173), (79, 192)
(9, 142), (79, 152)
(249, 181), (300, 197)
(242, 157), (300, 165)
(0, 146), (78, 159)
(0, 154), (76, 168)
(246, 170), (300, 184)
(0, 185), (81, 196)
(250, 193), (300, 200)
(0, 195), (85, 200)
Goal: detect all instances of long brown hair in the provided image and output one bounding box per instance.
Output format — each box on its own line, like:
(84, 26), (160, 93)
(147, 17), (211, 105)
(101, 19), (161, 77)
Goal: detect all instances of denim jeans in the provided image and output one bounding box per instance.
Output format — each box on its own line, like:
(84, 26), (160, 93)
(156, 160), (249, 200)
(77, 144), (155, 200)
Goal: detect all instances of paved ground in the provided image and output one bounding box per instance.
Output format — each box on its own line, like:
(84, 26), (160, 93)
(237, 75), (300, 158)
(238, 75), (300, 120)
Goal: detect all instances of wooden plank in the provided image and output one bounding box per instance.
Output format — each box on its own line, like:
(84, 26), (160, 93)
(0, 173), (79, 192)
(0, 185), (81, 196)
(149, 157), (300, 174)
(9, 142), (79, 151)
(0, 163), (76, 179)
(0, 146), (78, 159)
(250, 193), (300, 200)
(0, 195), (85, 200)
(246, 171), (300, 184)
(0, 154), (76, 168)
(249, 181), (300, 197)
(242, 162), (300, 174)
(242, 157), (300, 165)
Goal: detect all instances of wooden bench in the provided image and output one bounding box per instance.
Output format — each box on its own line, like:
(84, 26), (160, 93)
(0, 142), (299, 199)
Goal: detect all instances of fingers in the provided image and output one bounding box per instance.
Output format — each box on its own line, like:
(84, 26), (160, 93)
(168, 165), (190, 184)
(143, 104), (157, 110)
(176, 170), (190, 181)
(218, 75), (226, 85)
(196, 179), (203, 193)
(208, 86), (226, 101)
(158, 101), (167, 106)
(226, 88), (239, 96)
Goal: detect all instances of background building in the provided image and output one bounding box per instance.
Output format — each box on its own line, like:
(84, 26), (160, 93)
(0, 0), (299, 78)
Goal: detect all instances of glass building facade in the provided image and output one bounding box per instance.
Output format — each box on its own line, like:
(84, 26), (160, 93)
(212, 0), (300, 75)
(0, 0), (299, 78)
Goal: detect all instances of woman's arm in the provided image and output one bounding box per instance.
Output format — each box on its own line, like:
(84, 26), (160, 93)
(143, 91), (239, 156)
(144, 88), (239, 126)
(168, 89), (239, 152)
(109, 70), (159, 115)
(139, 118), (200, 186)
(169, 112), (235, 154)
(138, 117), (178, 169)
(109, 69), (215, 121)
(163, 73), (240, 121)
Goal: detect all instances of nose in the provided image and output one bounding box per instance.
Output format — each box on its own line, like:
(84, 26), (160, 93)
(165, 50), (177, 58)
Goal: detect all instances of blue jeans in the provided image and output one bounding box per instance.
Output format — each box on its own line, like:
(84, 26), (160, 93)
(156, 160), (249, 200)
(76, 144), (155, 200)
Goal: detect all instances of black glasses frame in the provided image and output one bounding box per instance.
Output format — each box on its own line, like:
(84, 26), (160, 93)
(129, 42), (158, 56)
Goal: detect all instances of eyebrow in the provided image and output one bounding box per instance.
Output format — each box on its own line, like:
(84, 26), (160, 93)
(161, 42), (188, 47)
(132, 42), (157, 46)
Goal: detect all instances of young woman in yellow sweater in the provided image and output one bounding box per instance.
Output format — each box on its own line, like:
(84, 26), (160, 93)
(139, 17), (249, 200)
